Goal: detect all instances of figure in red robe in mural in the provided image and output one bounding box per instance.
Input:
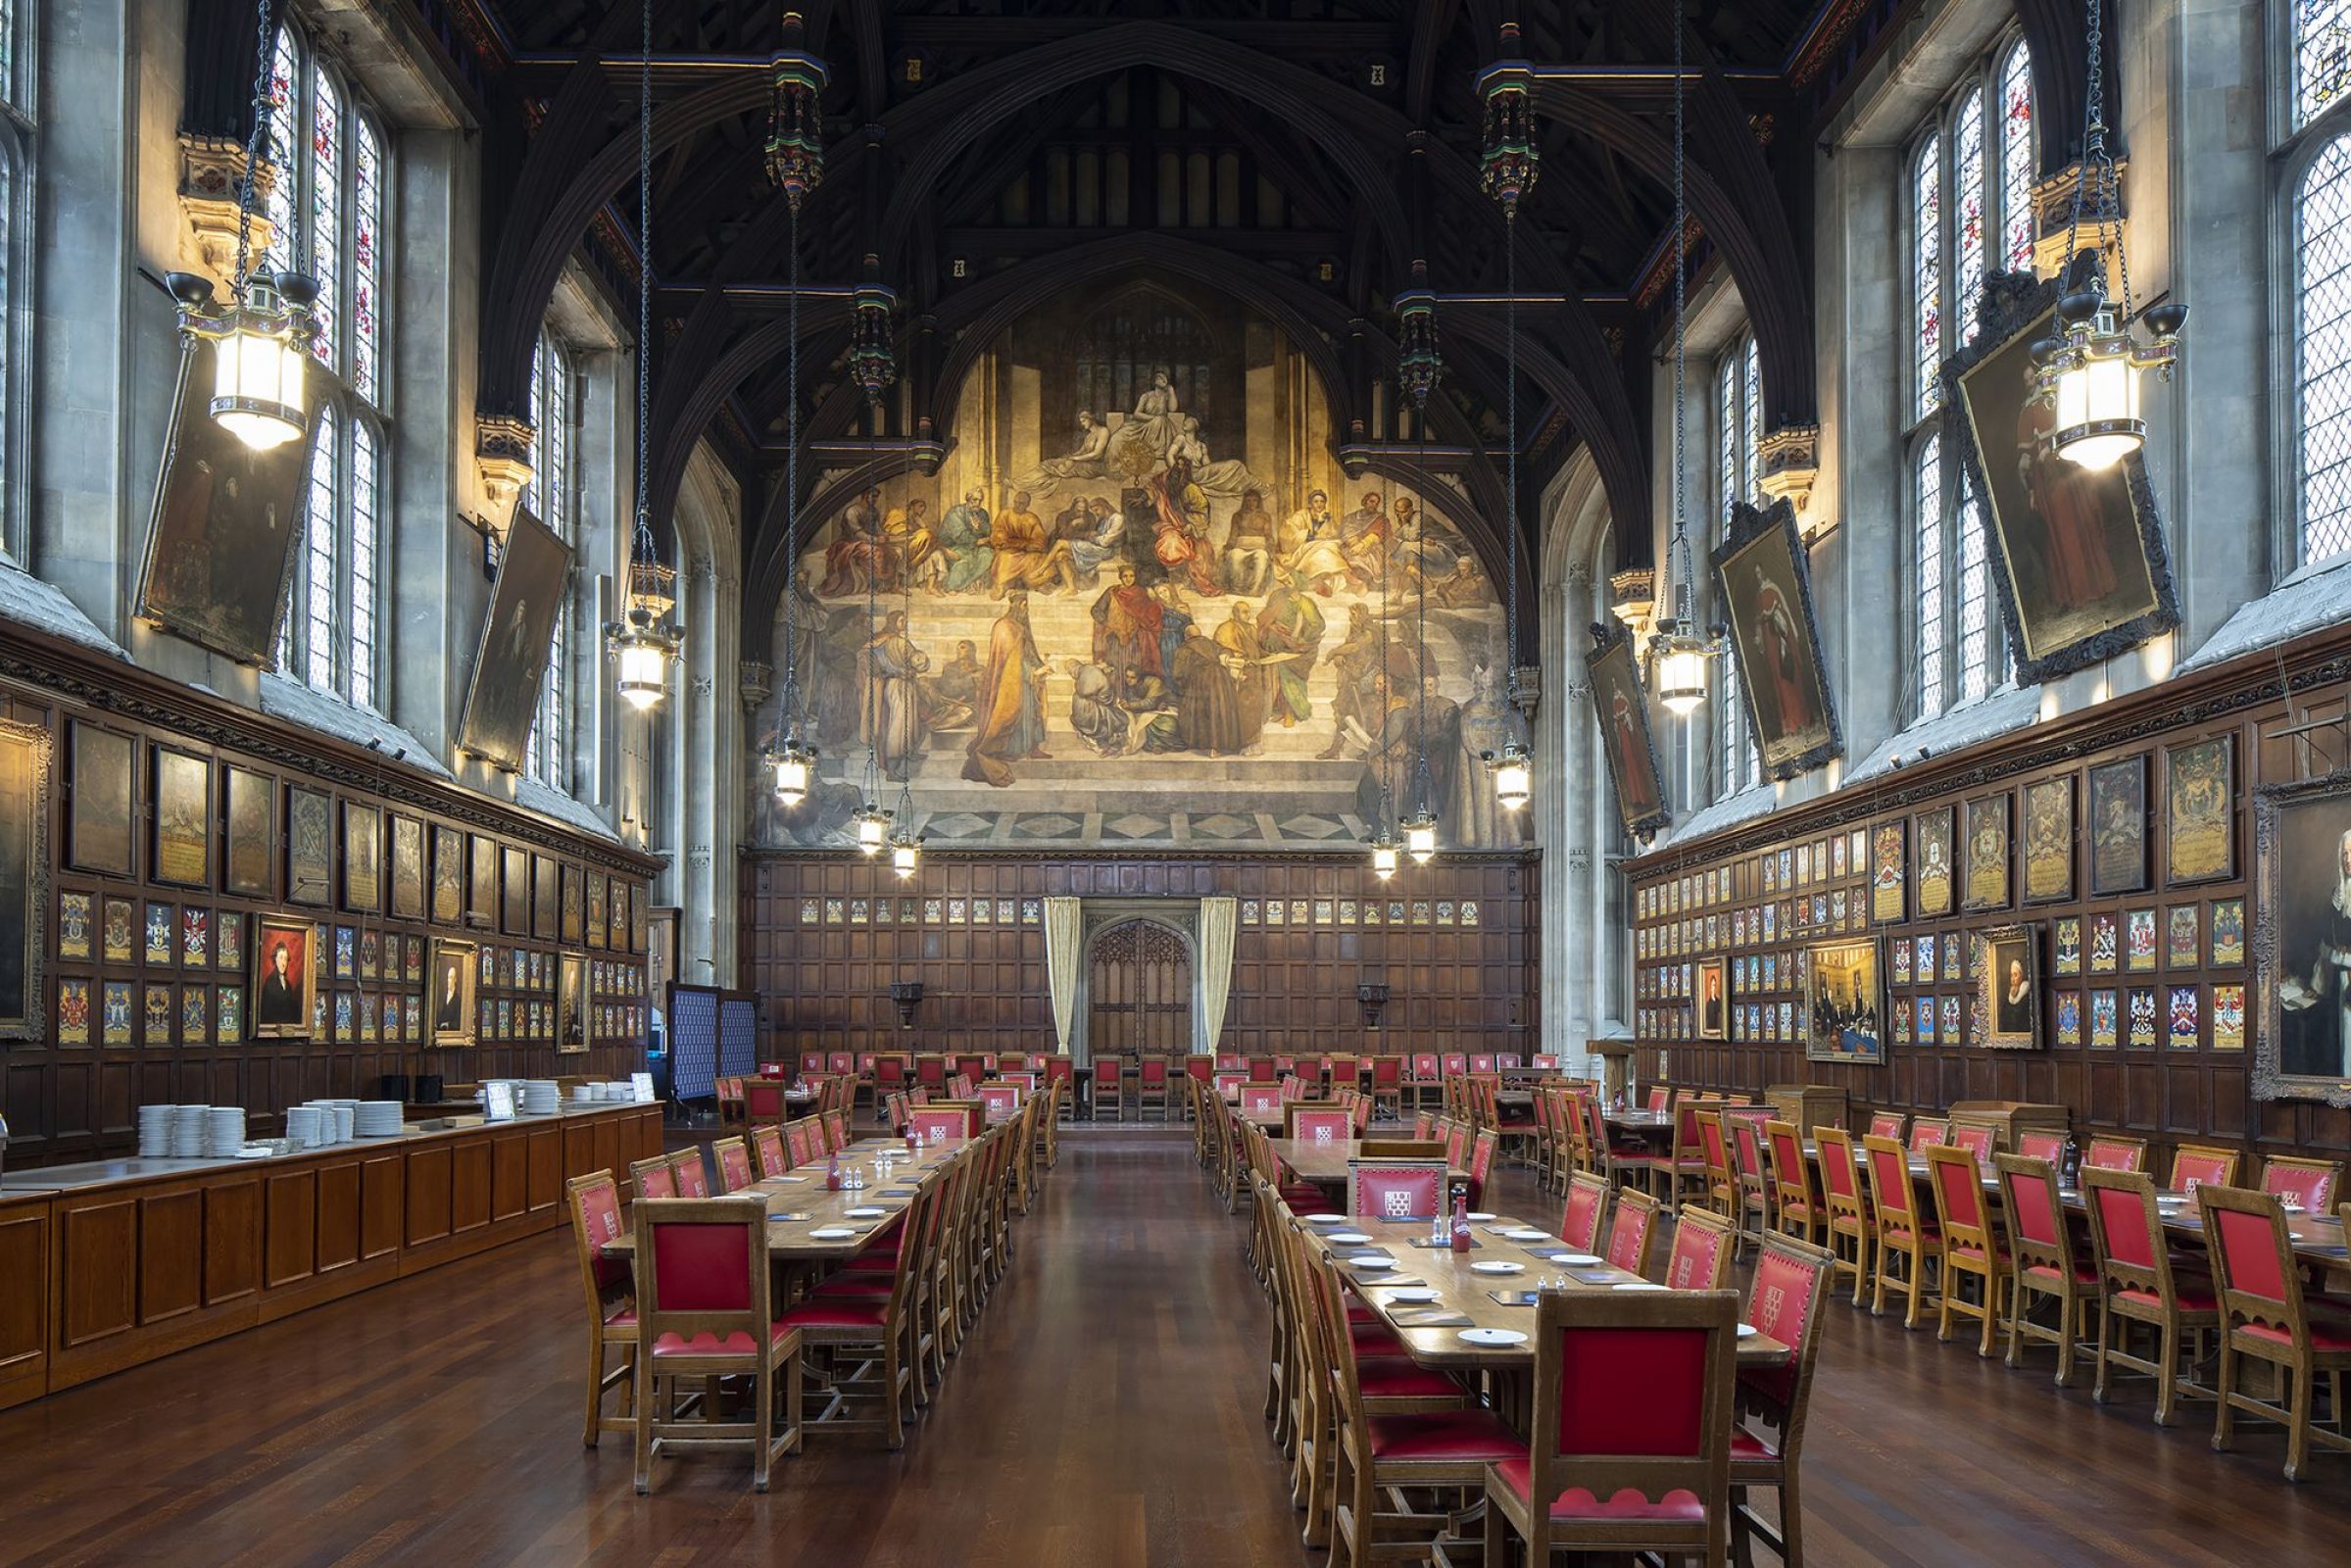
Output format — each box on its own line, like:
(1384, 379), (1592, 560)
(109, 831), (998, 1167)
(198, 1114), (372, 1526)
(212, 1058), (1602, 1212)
(2018, 393), (2120, 613)
(962, 591), (1050, 787)
(1743, 564), (1817, 742)
(1610, 687), (1658, 816)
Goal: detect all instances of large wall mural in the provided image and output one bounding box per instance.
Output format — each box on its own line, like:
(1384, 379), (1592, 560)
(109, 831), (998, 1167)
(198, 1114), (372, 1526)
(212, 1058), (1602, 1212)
(748, 274), (1525, 854)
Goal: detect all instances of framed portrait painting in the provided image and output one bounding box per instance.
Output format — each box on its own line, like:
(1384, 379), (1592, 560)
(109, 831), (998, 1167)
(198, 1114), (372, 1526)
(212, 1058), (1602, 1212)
(1695, 957), (1728, 1041)
(558, 953), (588, 1054)
(0, 719), (52, 1040)
(502, 845), (530, 935)
(150, 748), (213, 889)
(1977, 924), (2041, 1050)
(457, 507), (573, 772)
(251, 914), (317, 1040)
(2166, 736), (2235, 885)
(430, 823), (463, 925)
(222, 765), (273, 899)
(467, 834), (498, 927)
(1586, 623), (1670, 839)
(2022, 777), (2075, 904)
(1710, 498), (1842, 778)
(136, 332), (317, 665)
(286, 785), (333, 906)
(1802, 938), (1883, 1064)
(430, 939), (478, 1047)
(1963, 794), (2012, 911)
(1871, 820), (1906, 925)
(389, 814), (425, 922)
(532, 855), (559, 942)
(2087, 755), (2149, 895)
(561, 864), (583, 945)
(66, 721), (134, 878)
(2253, 770), (2351, 1101)
(1944, 269), (2179, 680)
(1915, 807), (1955, 919)
(342, 802), (382, 914)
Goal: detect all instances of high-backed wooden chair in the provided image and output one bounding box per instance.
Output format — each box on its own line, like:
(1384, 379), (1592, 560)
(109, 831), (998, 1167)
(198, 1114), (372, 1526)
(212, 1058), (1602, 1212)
(1560, 1171), (1609, 1254)
(667, 1149), (710, 1199)
(1287, 1102), (1353, 1145)
(780, 1178), (933, 1450)
(1907, 1117), (1949, 1152)
(1865, 1110), (1906, 1142)
(743, 1079), (788, 1123)
(1347, 1159), (1448, 1222)
(1948, 1119), (1999, 1165)
(1861, 1134), (1937, 1328)
(1765, 1118), (1822, 1247)
(628, 1197), (804, 1492)
(2083, 1134), (2148, 1173)
(1368, 1055), (1403, 1121)
(631, 1153), (677, 1203)
(2169, 1143), (2240, 1194)
(1603, 1188), (1661, 1279)
(1136, 1056), (1172, 1121)
(2263, 1155), (2345, 1211)
(1727, 1113), (1774, 1254)
(1666, 1205), (1738, 1291)
(565, 1172), (638, 1447)
(1993, 1152), (2099, 1387)
(710, 1136), (756, 1195)
(751, 1123), (790, 1178)
(1813, 1125), (1872, 1306)
(2204, 1185), (2351, 1480)
(1482, 1289), (1740, 1566)
(1926, 1144), (2006, 1355)
(1093, 1059), (1125, 1121)
(2081, 1166), (2218, 1426)
(1465, 1128), (1500, 1211)
(1730, 1236), (1835, 1568)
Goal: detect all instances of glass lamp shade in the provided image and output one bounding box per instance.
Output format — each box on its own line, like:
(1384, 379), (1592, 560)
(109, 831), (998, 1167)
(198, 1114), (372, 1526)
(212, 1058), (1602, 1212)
(209, 308), (308, 451)
(771, 743), (812, 808)
(2050, 330), (2143, 470)
(1403, 811), (1439, 865)
(1488, 741), (1533, 811)
(891, 832), (922, 879)
(612, 627), (673, 710)
(1369, 834), (1399, 880)
(1651, 626), (1713, 717)
(854, 805), (892, 856)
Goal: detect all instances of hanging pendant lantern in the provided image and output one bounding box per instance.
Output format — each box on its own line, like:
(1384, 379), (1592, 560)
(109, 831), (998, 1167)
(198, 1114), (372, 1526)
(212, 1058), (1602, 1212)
(890, 825), (923, 880)
(1402, 809), (1440, 866)
(1648, 618), (1719, 717)
(762, 20), (827, 207)
(1477, 26), (1539, 217)
(854, 804), (892, 857)
(1395, 287), (1442, 411)
(849, 276), (898, 409)
(1486, 738), (1534, 812)
(1369, 829), (1399, 880)
(766, 730), (815, 807)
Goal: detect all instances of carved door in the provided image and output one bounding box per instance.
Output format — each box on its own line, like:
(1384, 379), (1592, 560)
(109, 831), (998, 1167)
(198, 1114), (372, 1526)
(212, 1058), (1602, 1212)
(1086, 920), (1192, 1064)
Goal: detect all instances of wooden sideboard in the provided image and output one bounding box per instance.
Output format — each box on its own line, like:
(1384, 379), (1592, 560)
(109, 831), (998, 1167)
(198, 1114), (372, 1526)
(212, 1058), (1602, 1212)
(0, 1100), (661, 1409)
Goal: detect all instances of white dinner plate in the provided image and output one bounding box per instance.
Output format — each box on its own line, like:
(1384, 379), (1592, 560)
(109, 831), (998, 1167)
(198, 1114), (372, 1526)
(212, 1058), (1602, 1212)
(1738, 1323), (1760, 1339)
(1384, 1287), (1441, 1303)
(1348, 1254), (1396, 1269)
(1469, 1260), (1524, 1275)
(1304, 1214), (1349, 1226)
(845, 1206), (887, 1218)
(1465, 1211), (1497, 1222)
(1458, 1328), (1528, 1348)
(807, 1227), (857, 1241)
(1326, 1231), (1373, 1244)
(1613, 1281), (1668, 1292)
(1545, 1252), (1604, 1266)
(1502, 1228), (1551, 1242)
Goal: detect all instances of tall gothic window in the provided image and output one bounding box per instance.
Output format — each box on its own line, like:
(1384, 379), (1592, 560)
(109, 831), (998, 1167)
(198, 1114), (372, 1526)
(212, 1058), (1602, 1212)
(269, 22), (389, 706)
(1906, 34), (2031, 715)
(522, 331), (576, 788)
(2294, 4), (2351, 566)
(1714, 333), (1761, 796)
(0, 0), (30, 559)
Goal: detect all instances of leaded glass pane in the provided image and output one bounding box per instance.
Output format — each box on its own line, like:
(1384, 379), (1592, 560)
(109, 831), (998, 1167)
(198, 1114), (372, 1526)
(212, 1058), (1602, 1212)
(1913, 134), (1942, 418)
(1954, 86), (1986, 345)
(2301, 137), (2351, 563)
(1915, 435), (1944, 715)
(1998, 42), (2035, 271)
(308, 67), (341, 370)
(350, 420), (378, 709)
(2300, 0), (2351, 129)
(305, 408), (338, 692)
(1739, 338), (1761, 505)
(352, 117), (383, 406)
(263, 27), (299, 276)
(1716, 355), (1739, 526)
(1957, 467), (1994, 703)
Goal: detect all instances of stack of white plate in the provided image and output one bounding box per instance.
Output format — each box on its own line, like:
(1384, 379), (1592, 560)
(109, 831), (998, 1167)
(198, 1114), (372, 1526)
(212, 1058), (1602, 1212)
(172, 1104), (209, 1157)
(354, 1102), (404, 1138)
(283, 1105), (325, 1148)
(138, 1104), (177, 1157)
(518, 1080), (561, 1116)
(207, 1106), (246, 1157)
(307, 1101), (354, 1142)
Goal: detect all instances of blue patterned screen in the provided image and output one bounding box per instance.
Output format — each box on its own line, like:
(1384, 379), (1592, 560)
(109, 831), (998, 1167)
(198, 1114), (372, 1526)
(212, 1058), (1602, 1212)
(670, 985), (720, 1101)
(718, 997), (757, 1079)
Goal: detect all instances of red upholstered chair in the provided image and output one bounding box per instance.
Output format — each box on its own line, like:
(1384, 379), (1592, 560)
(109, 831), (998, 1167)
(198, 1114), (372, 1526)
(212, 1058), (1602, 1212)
(1442, 1052), (1469, 1079)
(1043, 1054), (1076, 1123)
(1482, 1288), (1739, 1566)
(1861, 1135), (1936, 1328)
(875, 1055), (908, 1091)
(1213, 1071), (1246, 1102)
(668, 1150), (711, 1200)
(627, 1197), (804, 1493)
(1409, 1053), (1443, 1111)
(1215, 1052), (1244, 1070)
(752, 1124), (790, 1179)
(2018, 1128), (2067, 1163)
(1094, 1060), (1125, 1122)
(1765, 1119), (1821, 1247)
(2084, 1134), (2148, 1173)
(915, 1054), (948, 1091)
(1369, 1054), (1403, 1120)
(783, 1177), (933, 1450)
(1813, 1126), (1872, 1306)
(820, 1108), (850, 1152)
(1727, 1114), (1773, 1253)
(1442, 1119), (1472, 1175)
(1002, 1071), (1039, 1094)
(947, 1073), (975, 1101)
(1288, 1105), (1353, 1146)
(1349, 1159), (1446, 1222)
(1560, 1172), (1610, 1253)
(2081, 1166), (2218, 1426)
(1137, 1056), (1172, 1121)
(1907, 1118), (1949, 1152)
(1730, 1235), (1835, 1568)
(710, 1137), (756, 1196)
(1694, 1110), (1736, 1222)
(1646, 1086), (1673, 1114)
(1604, 1189), (1661, 1278)
(565, 1172), (638, 1447)
(976, 1083), (1022, 1125)
(825, 1051), (853, 1078)
(1469, 1053), (1497, 1074)
(715, 1077), (746, 1129)
(1993, 1152), (2098, 1386)
(742, 1080), (785, 1123)
(2201, 1183), (2351, 1480)
(1411, 1110), (1437, 1141)
(1498, 1053), (1523, 1070)
(2169, 1144), (2240, 1195)
(909, 1086), (931, 1105)
(1926, 1145), (2007, 1355)
(907, 1104), (978, 1143)
(1666, 1206), (1737, 1291)
(1241, 1084), (1284, 1119)
(631, 1154), (677, 1204)
(2262, 1155), (2344, 1211)
(799, 1050), (825, 1079)
(1249, 1056), (1278, 1083)
(1865, 1110), (1906, 1142)
(1949, 1121), (1998, 1165)
(1351, 1093), (1374, 1134)
(1466, 1129), (1500, 1211)
(783, 1118), (818, 1168)
(955, 1053), (988, 1083)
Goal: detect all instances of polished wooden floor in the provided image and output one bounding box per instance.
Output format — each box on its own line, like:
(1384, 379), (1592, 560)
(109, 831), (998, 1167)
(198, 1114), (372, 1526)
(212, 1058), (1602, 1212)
(5, 1130), (2351, 1566)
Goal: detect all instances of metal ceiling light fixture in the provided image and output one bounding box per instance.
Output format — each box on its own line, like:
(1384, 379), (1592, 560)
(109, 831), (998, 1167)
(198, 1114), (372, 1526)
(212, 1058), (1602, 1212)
(171, 0), (315, 452)
(851, 490), (892, 857)
(2030, 0), (2185, 471)
(1646, 6), (1723, 720)
(1396, 282), (1442, 865)
(1484, 194), (1533, 812)
(762, 20), (824, 808)
(886, 521), (923, 879)
(1366, 328), (1403, 883)
(606, 0), (684, 711)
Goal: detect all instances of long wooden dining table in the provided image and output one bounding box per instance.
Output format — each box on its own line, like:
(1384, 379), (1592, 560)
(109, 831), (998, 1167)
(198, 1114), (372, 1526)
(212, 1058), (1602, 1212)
(602, 1137), (971, 1262)
(1263, 1137), (1470, 1191)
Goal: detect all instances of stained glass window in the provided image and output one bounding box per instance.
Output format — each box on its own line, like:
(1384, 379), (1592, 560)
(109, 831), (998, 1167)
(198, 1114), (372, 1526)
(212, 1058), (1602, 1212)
(1711, 332), (1760, 797)
(1912, 133), (1941, 419)
(1956, 468), (1997, 703)
(1740, 337), (1762, 496)
(1999, 41), (2036, 271)
(1915, 434), (1945, 717)
(350, 421), (379, 710)
(308, 67), (341, 369)
(1952, 86), (1986, 345)
(305, 407), (339, 693)
(1716, 356), (1739, 525)
(263, 27), (298, 276)
(2299, 136), (2351, 563)
(524, 332), (577, 789)
(352, 118), (382, 404)
(2298, 0), (2351, 129)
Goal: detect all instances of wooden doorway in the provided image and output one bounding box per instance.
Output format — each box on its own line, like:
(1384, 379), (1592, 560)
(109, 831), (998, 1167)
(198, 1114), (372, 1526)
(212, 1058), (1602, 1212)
(1085, 919), (1193, 1064)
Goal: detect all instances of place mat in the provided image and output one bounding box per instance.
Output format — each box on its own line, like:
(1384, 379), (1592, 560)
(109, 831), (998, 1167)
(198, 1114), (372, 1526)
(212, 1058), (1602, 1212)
(1570, 1268), (1626, 1286)
(1485, 1289), (1542, 1307)
(880, 1188), (919, 1198)
(1392, 1309), (1475, 1328)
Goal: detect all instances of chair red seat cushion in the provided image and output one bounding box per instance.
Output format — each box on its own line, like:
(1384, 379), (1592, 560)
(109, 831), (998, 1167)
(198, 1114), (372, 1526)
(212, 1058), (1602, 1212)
(649, 1322), (797, 1358)
(1350, 1322), (1406, 1355)
(1729, 1429), (1783, 1462)
(2117, 1285), (2219, 1314)
(2023, 1261), (2099, 1289)
(813, 1274), (895, 1298)
(1492, 1457), (1709, 1523)
(1363, 1408), (1523, 1463)
(2240, 1317), (2351, 1354)
(1356, 1361), (1465, 1400)
(777, 1298), (893, 1331)
(603, 1306), (638, 1331)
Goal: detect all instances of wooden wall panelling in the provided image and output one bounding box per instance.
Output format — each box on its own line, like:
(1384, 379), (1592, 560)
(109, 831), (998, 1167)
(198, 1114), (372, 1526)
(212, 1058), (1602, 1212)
(0, 1193), (49, 1409)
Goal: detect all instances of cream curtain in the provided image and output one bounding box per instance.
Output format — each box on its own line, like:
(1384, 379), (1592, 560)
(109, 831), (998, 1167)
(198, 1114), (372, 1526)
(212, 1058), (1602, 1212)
(1198, 895), (1237, 1054)
(1045, 896), (1084, 1055)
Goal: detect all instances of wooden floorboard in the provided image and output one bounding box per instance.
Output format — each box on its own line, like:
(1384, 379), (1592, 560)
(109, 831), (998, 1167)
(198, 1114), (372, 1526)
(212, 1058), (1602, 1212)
(5, 1131), (2351, 1565)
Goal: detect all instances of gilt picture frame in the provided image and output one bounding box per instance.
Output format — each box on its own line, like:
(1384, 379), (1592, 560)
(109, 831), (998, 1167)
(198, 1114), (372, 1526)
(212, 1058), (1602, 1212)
(1586, 622), (1670, 840)
(1710, 498), (1842, 779)
(0, 719), (52, 1040)
(456, 507), (573, 772)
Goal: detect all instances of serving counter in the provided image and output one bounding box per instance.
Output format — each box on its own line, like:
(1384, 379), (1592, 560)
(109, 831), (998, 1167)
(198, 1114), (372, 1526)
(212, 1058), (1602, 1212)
(0, 1099), (661, 1409)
